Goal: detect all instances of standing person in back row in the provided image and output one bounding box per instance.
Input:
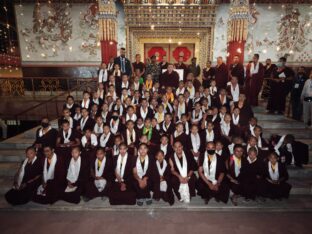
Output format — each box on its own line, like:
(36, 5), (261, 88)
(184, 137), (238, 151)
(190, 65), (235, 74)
(215, 56), (229, 89)
(267, 57), (294, 115)
(114, 48), (132, 77)
(245, 54), (265, 106)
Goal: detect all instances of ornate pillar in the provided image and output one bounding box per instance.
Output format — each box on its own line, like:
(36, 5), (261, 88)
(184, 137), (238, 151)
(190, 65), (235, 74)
(226, 0), (249, 64)
(98, 0), (118, 63)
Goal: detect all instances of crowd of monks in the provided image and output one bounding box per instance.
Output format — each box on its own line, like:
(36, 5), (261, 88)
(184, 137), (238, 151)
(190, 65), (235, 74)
(6, 49), (310, 207)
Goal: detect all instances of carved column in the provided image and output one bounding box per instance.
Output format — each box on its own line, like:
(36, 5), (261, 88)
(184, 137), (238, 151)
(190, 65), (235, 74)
(226, 0), (249, 64)
(98, 0), (118, 63)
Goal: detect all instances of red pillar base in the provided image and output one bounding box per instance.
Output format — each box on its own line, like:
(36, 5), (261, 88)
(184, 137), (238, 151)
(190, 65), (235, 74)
(226, 41), (245, 65)
(101, 40), (117, 64)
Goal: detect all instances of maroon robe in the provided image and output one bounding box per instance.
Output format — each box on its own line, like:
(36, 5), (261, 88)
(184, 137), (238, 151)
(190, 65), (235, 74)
(109, 154), (136, 205)
(61, 156), (89, 204)
(5, 158), (42, 205)
(133, 155), (154, 199)
(32, 155), (66, 204)
(267, 66), (294, 112)
(202, 67), (216, 88)
(196, 153), (229, 203)
(151, 160), (174, 205)
(226, 155), (243, 195)
(262, 162), (291, 199)
(55, 129), (80, 167)
(33, 128), (58, 157)
(233, 101), (254, 127)
(169, 152), (197, 200)
(229, 63), (245, 86)
(215, 63), (229, 89)
(239, 157), (265, 199)
(159, 70), (180, 89)
(245, 62), (265, 106)
(84, 156), (114, 200)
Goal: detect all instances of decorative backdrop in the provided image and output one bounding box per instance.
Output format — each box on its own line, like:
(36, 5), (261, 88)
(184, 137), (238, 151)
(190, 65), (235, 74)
(15, 3), (101, 64)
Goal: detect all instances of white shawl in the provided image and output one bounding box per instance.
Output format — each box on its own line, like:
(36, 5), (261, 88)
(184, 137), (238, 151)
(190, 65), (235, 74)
(94, 157), (107, 192)
(269, 161), (279, 181)
(16, 156), (37, 189)
(116, 153), (128, 182)
(206, 130), (215, 142)
(136, 155), (149, 179)
(126, 129), (136, 145)
(43, 153), (57, 183)
(100, 132), (111, 147)
(203, 152), (217, 185)
(156, 160), (168, 192)
(191, 133), (200, 153)
(80, 116), (89, 130)
(232, 114), (240, 125)
(81, 134), (98, 147)
(66, 156), (81, 183)
(174, 152), (190, 203)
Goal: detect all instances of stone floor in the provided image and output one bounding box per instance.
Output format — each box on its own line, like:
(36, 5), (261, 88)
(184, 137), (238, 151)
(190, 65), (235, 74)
(0, 210), (312, 234)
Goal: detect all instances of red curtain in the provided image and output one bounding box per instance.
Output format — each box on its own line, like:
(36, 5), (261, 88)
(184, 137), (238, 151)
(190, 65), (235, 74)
(101, 40), (117, 63)
(226, 41), (245, 65)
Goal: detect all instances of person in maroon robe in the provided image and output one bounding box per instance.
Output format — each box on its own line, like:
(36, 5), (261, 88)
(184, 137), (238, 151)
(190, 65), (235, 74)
(202, 61), (215, 88)
(245, 54), (265, 106)
(196, 142), (229, 204)
(226, 144), (244, 206)
(233, 93), (254, 127)
(84, 148), (114, 201)
(61, 147), (88, 204)
(32, 146), (66, 204)
(262, 152), (291, 199)
(239, 147), (265, 201)
(169, 141), (197, 203)
(56, 120), (81, 168)
(33, 117), (58, 157)
(152, 150), (174, 205)
(159, 63), (180, 90)
(229, 55), (245, 86)
(5, 147), (42, 205)
(132, 143), (154, 206)
(215, 56), (229, 89)
(261, 59), (277, 99)
(267, 57), (295, 114)
(109, 143), (136, 205)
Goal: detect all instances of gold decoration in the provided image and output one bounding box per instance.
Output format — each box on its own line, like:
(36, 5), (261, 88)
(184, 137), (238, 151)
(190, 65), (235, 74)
(227, 0), (250, 42)
(0, 79), (25, 96)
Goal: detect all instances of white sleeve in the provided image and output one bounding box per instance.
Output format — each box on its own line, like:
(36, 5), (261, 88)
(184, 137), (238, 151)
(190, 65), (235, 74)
(91, 134), (98, 146)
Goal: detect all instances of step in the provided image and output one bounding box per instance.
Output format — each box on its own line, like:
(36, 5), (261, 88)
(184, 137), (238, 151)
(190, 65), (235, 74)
(263, 128), (312, 139)
(258, 120), (306, 129)
(254, 113), (290, 121)
(0, 150), (25, 162)
(0, 163), (20, 177)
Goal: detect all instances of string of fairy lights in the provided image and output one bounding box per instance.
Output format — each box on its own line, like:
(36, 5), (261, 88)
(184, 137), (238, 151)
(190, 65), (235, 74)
(0, 0), (20, 72)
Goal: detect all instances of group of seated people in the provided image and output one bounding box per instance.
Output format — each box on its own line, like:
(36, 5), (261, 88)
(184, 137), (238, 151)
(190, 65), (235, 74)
(5, 69), (309, 207)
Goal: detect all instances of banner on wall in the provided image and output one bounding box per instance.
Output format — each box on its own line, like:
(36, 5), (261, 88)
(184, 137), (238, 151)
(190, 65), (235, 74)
(144, 43), (195, 64)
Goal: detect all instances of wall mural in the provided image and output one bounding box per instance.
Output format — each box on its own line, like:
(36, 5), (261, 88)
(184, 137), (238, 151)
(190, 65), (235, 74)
(15, 3), (101, 64)
(244, 4), (312, 63)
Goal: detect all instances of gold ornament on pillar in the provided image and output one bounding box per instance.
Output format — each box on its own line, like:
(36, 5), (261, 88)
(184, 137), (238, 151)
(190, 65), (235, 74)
(227, 0), (250, 42)
(98, 0), (117, 42)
